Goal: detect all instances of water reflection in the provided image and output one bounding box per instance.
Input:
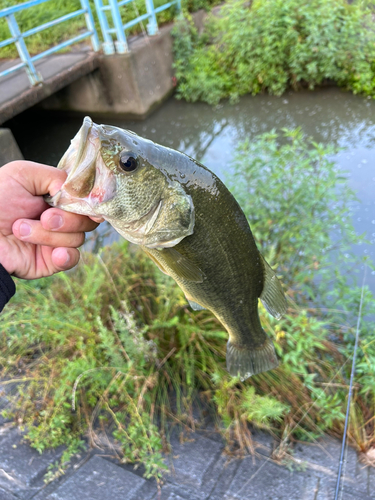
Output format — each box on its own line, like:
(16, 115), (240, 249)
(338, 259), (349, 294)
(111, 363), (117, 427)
(7, 87), (375, 291)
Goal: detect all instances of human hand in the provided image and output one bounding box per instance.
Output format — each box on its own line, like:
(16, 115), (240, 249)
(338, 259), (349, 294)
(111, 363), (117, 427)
(0, 160), (99, 279)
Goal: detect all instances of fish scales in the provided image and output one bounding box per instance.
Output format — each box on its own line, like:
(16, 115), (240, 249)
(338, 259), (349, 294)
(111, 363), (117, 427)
(46, 117), (287, 380)
(145, 166), (266, 348)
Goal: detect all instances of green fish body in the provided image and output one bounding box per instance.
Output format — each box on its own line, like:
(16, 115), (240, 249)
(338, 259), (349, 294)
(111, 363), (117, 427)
(47, 117), (287, 380)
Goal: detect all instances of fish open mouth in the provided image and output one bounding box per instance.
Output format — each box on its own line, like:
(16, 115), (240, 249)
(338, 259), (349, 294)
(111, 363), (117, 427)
(57, 116), (94, 177)
(45, 116), (116, 216)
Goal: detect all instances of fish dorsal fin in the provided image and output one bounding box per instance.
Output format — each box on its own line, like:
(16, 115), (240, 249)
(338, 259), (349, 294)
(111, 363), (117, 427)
(260, 256), (287, 320)
(187, 299), (206, 311)
(159, 247), (204, 283)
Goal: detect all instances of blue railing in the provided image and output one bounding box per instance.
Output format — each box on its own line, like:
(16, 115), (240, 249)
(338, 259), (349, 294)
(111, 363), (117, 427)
(94, 0), (181, 54)
(0, 0), (100, 86)
(0, 0), (180, 85)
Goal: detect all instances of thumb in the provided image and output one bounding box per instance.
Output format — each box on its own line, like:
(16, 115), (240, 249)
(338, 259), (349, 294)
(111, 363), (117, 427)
(51, 247), (80, 271)
(5, 161), (67, 197)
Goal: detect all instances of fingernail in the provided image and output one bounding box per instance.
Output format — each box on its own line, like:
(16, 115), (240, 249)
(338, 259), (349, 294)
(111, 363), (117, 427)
(63, 252), (71, 267)
(48, 215), (63, 230)
(19, 222), (31, 237)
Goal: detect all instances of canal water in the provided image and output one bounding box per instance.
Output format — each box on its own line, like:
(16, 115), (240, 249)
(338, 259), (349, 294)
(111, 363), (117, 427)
(7, 87), (375, 293)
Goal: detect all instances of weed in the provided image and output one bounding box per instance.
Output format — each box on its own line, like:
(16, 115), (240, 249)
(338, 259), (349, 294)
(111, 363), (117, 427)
(1, 129), (374, 481)
(172, 0), (375, 104)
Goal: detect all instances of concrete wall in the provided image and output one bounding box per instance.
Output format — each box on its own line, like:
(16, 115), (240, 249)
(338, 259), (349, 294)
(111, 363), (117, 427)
(40, 23), (178, 119)
(40, 10), (208, 118)
(0, 129), (24, 167)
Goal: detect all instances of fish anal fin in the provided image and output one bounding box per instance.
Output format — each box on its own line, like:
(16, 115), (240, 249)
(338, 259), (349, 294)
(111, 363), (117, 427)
(226, 336), (278, 380)
(158, 247), (204, 283)
(187, 299), (206, 311)
(260, 256), (287, 320)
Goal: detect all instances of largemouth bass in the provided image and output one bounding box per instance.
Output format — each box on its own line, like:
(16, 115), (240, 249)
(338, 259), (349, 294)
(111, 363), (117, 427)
(47, 116), (287, 380)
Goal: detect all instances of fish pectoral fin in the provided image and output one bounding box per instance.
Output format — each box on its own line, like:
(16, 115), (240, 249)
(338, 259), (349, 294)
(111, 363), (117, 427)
(142, 246), (169, 276)
(260, 256), (288, 320)
(226, 335), (278, 380)
(159, 247), (204, 283)
(187, 298), (206, 311)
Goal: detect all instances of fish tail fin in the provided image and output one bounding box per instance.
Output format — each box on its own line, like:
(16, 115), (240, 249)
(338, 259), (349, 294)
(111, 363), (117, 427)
(226, 335), (278, 381)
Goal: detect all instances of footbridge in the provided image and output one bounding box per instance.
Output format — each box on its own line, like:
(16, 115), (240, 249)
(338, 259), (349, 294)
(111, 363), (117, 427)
(0, 0), (184, 126)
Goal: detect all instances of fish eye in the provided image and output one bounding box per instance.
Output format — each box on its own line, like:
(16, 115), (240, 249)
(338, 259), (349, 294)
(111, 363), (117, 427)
(119, 151), (138, 172)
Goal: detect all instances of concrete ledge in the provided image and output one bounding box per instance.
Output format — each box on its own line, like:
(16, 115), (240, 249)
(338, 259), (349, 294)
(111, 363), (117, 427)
(40, 25), (177, 119)
(39, 11), (209, 119)
(0, 128), (23, 167)
(0, 53), (100, 125)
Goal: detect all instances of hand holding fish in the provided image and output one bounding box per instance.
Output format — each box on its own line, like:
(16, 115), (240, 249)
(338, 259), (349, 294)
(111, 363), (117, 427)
(0, 160), (99, 279)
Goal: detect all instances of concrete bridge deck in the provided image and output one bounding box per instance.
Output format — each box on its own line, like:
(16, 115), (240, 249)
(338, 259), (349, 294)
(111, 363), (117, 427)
(0, 50), (99, 125)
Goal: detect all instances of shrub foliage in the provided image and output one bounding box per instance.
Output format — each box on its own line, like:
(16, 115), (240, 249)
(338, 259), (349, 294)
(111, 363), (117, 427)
(172, 0), (375, 104)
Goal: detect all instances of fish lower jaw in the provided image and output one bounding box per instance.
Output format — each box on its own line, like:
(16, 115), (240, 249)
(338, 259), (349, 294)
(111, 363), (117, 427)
(46, 190), (100, 217)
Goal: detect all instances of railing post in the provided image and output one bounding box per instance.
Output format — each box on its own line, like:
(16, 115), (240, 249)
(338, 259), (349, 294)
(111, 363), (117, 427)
(145, 0), (158, 36)
(93, 0), (116, 54)
(7, 13), (42, 85)
(108, 0), (128, 53)
(80, 0), (100, 52)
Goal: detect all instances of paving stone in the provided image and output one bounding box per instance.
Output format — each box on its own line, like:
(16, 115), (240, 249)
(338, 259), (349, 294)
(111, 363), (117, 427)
(0, 409), (372, 500)
(0, 415), (10, 426)
(47, 456), (146, 500)
(0, 486), (18, 500)
(30, 450), (97, 500)
(250, 429), (275, 458)
(223, 455), (318, 500)
(151, 482), (202, 500)
(196, 423), (225, 445)
(206, 455), (241, 500)
(315, 477), (374, 500)
(196, 422), (274, 457)
(355, 458), (370, 494)
(369, 464), (375, 495)
(165, 433), (223, 496)
(0, 421), (14, 439)
(0, 427), (64, 496)
(292, 436), (368, 493)
(129, 476), (158, 500)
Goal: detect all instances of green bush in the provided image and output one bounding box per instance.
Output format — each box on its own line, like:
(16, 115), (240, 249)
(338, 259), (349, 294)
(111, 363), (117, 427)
(227, 128), (357, 278)
(1, 129), (374, 480)
(172, 0), (375, 104)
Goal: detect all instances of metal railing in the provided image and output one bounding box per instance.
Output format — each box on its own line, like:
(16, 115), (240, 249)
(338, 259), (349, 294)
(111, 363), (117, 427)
(0, 0), (100, 86)
(94, 0), (181, 54)
(0, 0), (181, 85)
